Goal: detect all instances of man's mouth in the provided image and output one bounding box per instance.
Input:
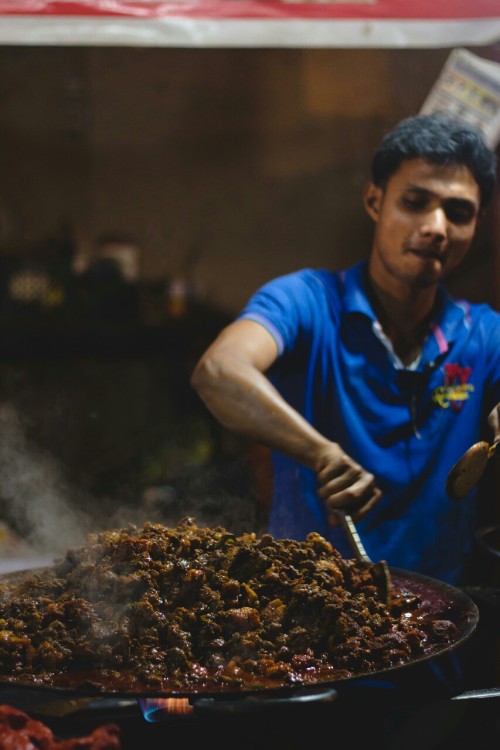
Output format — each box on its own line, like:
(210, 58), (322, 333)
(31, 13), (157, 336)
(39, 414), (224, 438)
(407, 247), (445, 262)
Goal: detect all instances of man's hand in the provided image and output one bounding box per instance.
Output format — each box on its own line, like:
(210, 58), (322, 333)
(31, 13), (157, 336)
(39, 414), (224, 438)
(314, 443), (383, 527)
(488, 403), (500, 443)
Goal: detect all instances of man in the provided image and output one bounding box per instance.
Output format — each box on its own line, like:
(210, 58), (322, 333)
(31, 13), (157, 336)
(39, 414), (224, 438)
(191, 114), (500, 587)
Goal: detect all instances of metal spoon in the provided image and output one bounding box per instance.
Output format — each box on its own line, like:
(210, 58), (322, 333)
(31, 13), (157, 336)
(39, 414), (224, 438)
(335, 509), (392, 607)
(446, 440), (499, 501)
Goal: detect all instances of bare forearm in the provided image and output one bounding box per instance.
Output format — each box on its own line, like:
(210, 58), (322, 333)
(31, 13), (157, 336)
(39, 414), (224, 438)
(191, 355), (327, 469)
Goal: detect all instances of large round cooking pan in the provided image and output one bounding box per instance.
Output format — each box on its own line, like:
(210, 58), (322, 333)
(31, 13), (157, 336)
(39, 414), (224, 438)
(0, 565), (478, 700)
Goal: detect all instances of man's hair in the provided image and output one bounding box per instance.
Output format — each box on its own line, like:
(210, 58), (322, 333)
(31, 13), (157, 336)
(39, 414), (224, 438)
(371, 114), (497, 209)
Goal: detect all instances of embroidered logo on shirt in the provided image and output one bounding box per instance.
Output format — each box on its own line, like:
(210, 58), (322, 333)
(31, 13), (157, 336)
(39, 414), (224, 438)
(432, 363), (474, 410)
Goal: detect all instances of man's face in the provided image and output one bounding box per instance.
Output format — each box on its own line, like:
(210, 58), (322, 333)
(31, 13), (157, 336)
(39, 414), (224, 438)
(365, 158), (482, 291)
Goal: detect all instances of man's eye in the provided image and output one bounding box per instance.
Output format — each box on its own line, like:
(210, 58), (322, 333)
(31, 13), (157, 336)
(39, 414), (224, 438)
(445, 204), (475, 223)
(402, 197), (426, 210)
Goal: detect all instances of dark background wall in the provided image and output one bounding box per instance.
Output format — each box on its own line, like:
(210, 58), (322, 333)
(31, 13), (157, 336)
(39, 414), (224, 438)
(0, 45), (498, 312)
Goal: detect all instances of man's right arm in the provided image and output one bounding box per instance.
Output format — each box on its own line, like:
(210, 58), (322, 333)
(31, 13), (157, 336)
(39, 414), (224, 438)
(190, 319), (382, 523)
(191, 319), (329, 465)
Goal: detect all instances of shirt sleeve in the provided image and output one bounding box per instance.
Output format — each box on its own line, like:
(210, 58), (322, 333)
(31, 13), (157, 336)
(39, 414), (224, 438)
(236, 270), (317, 356)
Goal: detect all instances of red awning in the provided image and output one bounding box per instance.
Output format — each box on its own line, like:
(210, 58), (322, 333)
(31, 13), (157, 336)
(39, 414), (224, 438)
(0, 0), (498, 47)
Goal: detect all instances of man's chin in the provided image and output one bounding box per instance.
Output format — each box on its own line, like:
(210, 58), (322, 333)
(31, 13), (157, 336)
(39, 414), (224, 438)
(404, 255), (446, 287)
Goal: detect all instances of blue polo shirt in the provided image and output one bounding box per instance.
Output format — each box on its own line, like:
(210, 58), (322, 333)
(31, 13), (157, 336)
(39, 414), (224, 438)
(238, 261), (500, 584)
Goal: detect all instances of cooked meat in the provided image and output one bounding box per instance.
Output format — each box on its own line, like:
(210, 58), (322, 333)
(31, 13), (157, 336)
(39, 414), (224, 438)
(0, 518), (458, 693)
(0, 704), (120, 749)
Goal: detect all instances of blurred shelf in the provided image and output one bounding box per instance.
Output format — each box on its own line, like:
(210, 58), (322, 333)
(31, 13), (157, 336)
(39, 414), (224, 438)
(0, 309), (230, 360)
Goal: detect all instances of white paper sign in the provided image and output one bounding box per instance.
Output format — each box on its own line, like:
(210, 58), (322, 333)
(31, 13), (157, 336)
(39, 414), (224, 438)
(420, 48), (500, 149)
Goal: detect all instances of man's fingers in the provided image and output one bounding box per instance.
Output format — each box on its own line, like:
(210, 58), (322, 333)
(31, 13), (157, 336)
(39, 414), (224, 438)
(324, 486), (383, 527)
(350, 488), (383, 521)
(319, 469), (377, 502)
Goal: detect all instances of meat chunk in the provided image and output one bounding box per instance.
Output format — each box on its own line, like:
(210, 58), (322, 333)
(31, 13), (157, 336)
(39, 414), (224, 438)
(0, 705), (120, 750)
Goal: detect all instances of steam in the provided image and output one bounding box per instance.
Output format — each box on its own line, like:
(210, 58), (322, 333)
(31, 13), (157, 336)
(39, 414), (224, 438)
(0, 403), (93, 557)
(0, 403), (267, 564)
(106, 459), (266, 538)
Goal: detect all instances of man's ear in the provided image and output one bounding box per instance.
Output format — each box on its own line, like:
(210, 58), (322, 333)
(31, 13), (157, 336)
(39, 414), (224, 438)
(363, 182), (383, 222)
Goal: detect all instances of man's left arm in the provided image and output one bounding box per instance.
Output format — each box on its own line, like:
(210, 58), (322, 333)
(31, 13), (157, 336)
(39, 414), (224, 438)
(489, 404), (500, 443)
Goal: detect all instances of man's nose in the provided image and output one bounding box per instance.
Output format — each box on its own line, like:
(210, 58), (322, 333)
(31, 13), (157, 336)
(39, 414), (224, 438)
(421, 207), (447, 238)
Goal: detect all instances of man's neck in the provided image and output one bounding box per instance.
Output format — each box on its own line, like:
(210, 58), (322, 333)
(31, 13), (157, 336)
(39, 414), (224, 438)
(366, 276), (438, 366)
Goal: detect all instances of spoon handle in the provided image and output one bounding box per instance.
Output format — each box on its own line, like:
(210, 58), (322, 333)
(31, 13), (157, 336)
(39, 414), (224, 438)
(335, 509), (371, 564)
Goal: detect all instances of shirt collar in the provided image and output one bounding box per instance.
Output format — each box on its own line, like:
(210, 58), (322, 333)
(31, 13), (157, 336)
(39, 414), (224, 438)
(341, 260), (471, 361)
